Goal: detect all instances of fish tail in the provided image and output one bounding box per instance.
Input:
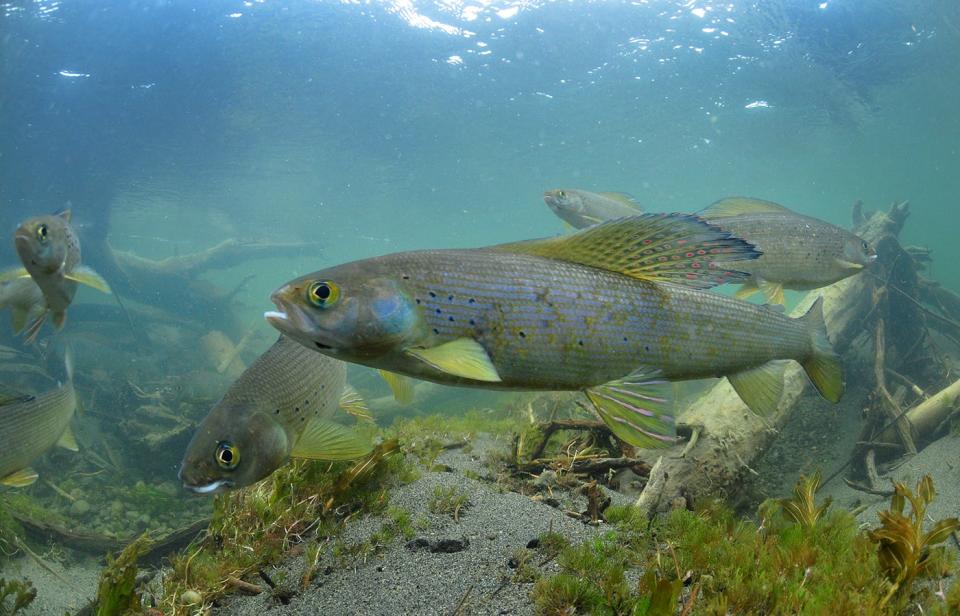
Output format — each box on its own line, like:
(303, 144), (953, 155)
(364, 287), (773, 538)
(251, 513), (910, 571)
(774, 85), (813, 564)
(800, 296), (843, 403)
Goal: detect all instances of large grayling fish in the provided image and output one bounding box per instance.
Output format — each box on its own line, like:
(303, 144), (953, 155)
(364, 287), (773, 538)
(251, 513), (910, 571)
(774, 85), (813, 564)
(699, 197), (877, 304)
(543, 188), (643, 228)
(0, 355), (78, 487)
(179, 335), (372, 494)
(265, 214), (843, 449)
(546, 194), (876, 305)
(0, 210), (111, 342)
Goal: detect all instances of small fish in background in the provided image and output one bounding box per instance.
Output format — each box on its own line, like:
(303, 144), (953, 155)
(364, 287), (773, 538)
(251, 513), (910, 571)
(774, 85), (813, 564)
(266, 213), (843, 449)
(543, 188), (642, 229)
(179, 335), (373, 494)
(700, 197), (877, 305)
(0, 209), (112, 342)
(0, 278), (46, 334)
(0, 352), (78, 488)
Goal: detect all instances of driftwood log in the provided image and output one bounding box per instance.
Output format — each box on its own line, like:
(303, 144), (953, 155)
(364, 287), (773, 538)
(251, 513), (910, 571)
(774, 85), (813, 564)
(634, 200), (958, 514)
(11, 511), (208, 565)
(84, 238), (314, 337)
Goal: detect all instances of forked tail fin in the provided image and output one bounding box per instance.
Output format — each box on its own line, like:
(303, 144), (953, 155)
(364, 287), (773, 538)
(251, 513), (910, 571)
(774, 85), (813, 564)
(800, 297), (843, 403)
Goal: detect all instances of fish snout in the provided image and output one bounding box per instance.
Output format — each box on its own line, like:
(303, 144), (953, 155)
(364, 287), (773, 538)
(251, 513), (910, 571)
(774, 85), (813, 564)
(178, 463), (231, 495)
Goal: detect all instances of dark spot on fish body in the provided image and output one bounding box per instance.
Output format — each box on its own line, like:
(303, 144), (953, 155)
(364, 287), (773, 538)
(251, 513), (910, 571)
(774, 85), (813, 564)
(518, 331), (526, 338)
(402, 274), (410, 280)
(435, 308), (442, 314)
(468, 298), (476, 305)
(448, 316), (455, 322)
(433, 328), (440, 335)
(429, 292), (437, 298)
(416, 299), (421, 305)
(447, 295), (454, 301)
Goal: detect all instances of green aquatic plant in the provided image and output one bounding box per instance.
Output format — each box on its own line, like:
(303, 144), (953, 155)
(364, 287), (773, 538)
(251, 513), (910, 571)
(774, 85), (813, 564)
(427, 485), (470, 520)
(868, 475), (960, 608)
(0, 578), (36, 616)
(94, 534), (152, 616)
(160, 439), (404, 614)
(777, 469), (831, 528)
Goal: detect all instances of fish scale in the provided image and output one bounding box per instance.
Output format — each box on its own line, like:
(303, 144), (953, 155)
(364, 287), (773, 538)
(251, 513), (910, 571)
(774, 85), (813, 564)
(0, 381), (76, 482)
(221, 333), (346, 436)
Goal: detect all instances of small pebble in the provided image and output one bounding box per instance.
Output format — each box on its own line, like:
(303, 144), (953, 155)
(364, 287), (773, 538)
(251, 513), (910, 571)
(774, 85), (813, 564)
(180, 589), (202, 605)
(70, 499), (91, 516)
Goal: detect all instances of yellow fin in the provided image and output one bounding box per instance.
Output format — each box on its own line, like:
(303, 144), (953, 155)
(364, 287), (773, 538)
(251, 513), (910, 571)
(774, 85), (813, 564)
(1, 468), (38, 487)
(339, 385), (373, 423)
(10, 308), (29, 334)
(585, 367), (675, 449)
(0, 268), (30, 283)
(758, 279), (785, 305)
(490, 213), (758, 289)
(64, 265), (112, 294)
(727, 360), (789, 417)
(405, 338), (502, 382)
(834, 258), (864, 271)
(702, 197), (792, 218)
(378, 369), (415, 405)
(56, 425), (79, 452)
(800, 297), (844, 403)
(735, 280), (759, 300)
(598, 192), (643, 210)
(23, 311), (47, 344)
(291, 418), (373, 460)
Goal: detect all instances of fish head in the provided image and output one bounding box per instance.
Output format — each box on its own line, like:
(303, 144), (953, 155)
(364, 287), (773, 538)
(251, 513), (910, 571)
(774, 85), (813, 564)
(543, 189), (598, 229)
(179, 407), (290, 494)
(14, 212), (71, 275)
(836, 235), (877, 272)
(266, 263), (419, 361)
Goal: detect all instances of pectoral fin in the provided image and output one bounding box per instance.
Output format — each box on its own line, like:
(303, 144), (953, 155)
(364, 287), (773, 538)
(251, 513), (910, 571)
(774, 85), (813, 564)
(726, 360), (789, 417)
(378, 369), (415, 404)
(339, 385), (373, 423)
(405, 338), (502, 382)
(64, 266), (112, 294)
(0, 267), (30, 283)
(834, 258), (864, 271)
(10, 308), (29, 334)
(1, 468), (38, 487)
(291, 418), (373, 460)
(585, 368), (676, 449)
(56, 425), (79, 452)
(23, 312), (48, 344)
(757, 279), (785, 305)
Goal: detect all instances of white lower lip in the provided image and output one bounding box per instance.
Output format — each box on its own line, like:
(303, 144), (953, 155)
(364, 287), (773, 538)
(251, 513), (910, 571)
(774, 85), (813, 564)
(185, 480), (229, 494)
(264, 310), (287, 322)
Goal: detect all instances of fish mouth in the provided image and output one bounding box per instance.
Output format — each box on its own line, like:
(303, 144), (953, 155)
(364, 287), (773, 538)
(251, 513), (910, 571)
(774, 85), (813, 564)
(183, 479), (232, 495)
(542, 193), (561, 212)
(265, 292), (337, 351)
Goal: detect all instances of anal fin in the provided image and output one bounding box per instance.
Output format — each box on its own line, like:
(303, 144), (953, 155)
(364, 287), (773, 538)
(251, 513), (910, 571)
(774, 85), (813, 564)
(292, 418), (373, 460)
(726, 360), (788, 417)
(585, 367), (676, 449)
(1, 468), (38, 488)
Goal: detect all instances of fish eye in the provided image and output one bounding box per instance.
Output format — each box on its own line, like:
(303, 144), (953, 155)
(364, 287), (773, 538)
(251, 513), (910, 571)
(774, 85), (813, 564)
(861, 240), (869, 252)
(215, 441), (240, 470)
(558, 190), (566, 198)
(36, 224), (48, 242)
(308, 280), (340, 308)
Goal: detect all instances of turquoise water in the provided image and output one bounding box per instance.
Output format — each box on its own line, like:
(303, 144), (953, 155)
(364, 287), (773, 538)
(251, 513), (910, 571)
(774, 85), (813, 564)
(1, 0), (958, 610)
